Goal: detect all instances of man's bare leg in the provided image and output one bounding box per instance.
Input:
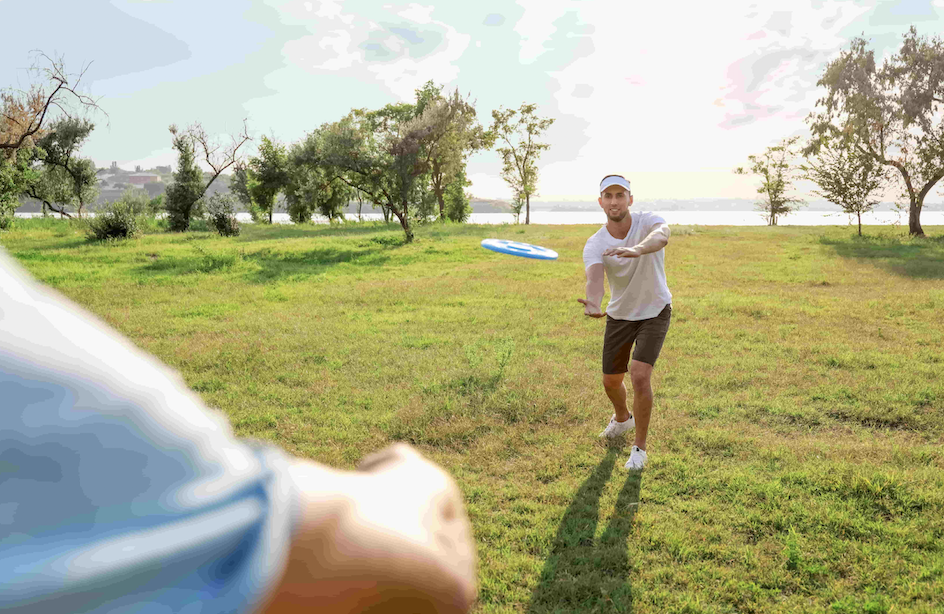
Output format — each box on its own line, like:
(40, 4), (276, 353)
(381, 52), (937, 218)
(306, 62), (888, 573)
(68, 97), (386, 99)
(602, 373), (631, 423)
(629, 359), (654, 450)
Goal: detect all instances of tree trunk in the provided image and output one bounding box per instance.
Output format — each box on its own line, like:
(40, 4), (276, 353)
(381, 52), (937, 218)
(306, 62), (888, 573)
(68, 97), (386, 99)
(435, 187), (446, 222)
(909, 198), (924, 237)
(858, 213), (862, 236)
(525, 193), (530, 225)
(269, 208), (273, 224)
(395, 202), (414, 243)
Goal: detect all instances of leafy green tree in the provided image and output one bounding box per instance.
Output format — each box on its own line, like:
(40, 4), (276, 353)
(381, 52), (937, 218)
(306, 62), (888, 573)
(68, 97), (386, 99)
(489, 103), (554, 225)
(321, 97), (460, 243)
(414, 82), (491, 222)
(0, 148), (39, 228)
(230, 161), (253, 210)
(163, 121), (250, 231)
(246, 135), (289, 224)
(510, 189), (526, 224)
(1, 53), (103, 222)
(444, 167), (472, 223)
(735, 135), (806, 226)
(804, 26), (944, 237)
(165, 126), (206, 231)
(801, 140), (888, 235)
(34, 117), (98, 217)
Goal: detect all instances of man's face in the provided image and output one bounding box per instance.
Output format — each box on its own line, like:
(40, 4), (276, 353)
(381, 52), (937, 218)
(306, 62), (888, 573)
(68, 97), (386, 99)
(598, 185), (633, 222)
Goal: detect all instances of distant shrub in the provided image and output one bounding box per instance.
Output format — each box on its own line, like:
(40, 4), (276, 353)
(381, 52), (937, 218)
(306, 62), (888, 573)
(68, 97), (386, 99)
(0, 214), (14, 231)
(205, 193), (241, 237)
(86, 200), (139, 240)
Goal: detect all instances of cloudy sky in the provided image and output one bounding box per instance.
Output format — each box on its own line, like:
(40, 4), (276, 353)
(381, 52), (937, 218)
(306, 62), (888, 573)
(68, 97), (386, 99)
(1, 0), (941, 200)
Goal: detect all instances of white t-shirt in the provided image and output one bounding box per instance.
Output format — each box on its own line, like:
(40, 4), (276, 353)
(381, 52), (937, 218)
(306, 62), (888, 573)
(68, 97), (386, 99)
(582, 211), (673, 321)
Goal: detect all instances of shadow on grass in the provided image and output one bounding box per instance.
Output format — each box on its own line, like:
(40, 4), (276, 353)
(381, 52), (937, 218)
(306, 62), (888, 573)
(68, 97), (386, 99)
(233, 221), (405, 242)
(137, 241), (402, 281)
(527, 447), (641, 614)
(242, 246), (393, 283)
(818, 233), (944, 279)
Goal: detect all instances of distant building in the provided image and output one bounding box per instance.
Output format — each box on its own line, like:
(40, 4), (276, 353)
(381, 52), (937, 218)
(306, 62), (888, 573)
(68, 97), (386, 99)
(129, 172), (161, 185)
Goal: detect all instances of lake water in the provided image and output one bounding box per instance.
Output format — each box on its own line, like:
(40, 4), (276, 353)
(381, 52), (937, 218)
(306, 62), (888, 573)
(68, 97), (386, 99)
(243, 210), (944, 226)
(16, 210), (944, 226)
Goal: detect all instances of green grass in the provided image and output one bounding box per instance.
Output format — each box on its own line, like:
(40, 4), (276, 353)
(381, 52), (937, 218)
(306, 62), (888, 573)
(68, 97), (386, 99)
(3, 218), (944, 613)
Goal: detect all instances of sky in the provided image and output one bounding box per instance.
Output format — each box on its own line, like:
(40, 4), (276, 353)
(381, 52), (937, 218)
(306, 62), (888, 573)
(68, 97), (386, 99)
(1, 0), (942, 201)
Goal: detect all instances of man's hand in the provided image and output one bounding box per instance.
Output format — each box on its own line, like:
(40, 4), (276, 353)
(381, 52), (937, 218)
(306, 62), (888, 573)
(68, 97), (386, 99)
(347, 443), (477, 612)
(602, 246), (642, 258)
(265, 443), (477, 614)
(577, 298), (606, 318)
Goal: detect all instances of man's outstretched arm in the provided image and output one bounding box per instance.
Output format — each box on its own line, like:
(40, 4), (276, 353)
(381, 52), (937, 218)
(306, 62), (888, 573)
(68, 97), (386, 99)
(577, 263), (606, 318)
(603, 224), (671, 258)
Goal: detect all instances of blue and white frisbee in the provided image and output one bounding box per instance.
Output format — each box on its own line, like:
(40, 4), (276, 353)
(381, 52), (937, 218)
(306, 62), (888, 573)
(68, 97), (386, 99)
(481, 238), (558, 260)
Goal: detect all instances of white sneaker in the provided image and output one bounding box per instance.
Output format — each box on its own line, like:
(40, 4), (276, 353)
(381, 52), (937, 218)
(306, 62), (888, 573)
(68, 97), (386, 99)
(624, 445), (647, 470)
(599, 414), (635, 438)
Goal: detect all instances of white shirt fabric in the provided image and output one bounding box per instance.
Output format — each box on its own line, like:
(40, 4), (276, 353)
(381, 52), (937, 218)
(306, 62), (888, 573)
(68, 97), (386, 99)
(582, 211), (673, 321)
(0, 249), (301, 614)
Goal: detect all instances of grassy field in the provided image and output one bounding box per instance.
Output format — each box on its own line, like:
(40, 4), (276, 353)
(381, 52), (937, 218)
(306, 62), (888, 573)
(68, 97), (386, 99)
(3, 217), (943, 613)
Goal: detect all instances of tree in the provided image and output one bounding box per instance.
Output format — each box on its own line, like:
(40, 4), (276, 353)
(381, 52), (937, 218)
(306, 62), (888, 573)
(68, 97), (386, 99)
(34, 117), (99, 217)
(510, 189), (526, 224)
(0, 147), (38, 227)
(1, 52), (102, 221)
(247, 135), (289, 223)
(230, 161), (254, 210)
(801, 139), (888, 235)
(164, 121), (251, 231)
(489, 103), (554, 225)
(444, 167), (472, 223)
(414, 82), (491, 222)
(164, 127), (206, 231)
(805, 27), (944, 237)
(735, 135), (806, 226)
(321, 97), (460, 243)
(1, 52), (101, 154)
(284, 129), (355, 223)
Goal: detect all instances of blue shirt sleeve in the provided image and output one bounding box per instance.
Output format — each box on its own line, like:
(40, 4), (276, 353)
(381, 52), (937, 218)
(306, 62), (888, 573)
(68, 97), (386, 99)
(0, 249), (302, 614)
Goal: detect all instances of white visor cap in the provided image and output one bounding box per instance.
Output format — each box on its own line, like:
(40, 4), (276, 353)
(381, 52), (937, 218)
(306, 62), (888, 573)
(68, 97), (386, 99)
(600, 176), (631, 194)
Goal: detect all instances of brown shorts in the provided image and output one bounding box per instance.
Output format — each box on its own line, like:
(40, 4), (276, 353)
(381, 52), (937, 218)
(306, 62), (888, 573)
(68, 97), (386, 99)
(602, 304), (672, 374)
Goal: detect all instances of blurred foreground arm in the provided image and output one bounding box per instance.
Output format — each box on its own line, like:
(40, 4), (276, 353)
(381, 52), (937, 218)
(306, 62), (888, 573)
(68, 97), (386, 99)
(577, 263), (606, 317)
(259, 443), (477, 614)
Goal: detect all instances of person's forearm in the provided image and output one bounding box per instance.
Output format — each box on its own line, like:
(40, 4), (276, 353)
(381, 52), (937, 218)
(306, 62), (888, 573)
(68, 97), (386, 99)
(585, 273), (605, 311)
(632, 227), (670, 255)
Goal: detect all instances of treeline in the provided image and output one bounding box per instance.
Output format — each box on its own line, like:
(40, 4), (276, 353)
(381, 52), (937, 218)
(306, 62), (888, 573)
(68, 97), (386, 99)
(736, 26), (944, 237)
(0, 57), (555, 242)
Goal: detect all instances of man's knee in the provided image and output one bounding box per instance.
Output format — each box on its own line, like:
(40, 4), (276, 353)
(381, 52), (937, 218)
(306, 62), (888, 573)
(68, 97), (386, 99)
(602, 373), (624, 391)
(629, 361), (652, 390)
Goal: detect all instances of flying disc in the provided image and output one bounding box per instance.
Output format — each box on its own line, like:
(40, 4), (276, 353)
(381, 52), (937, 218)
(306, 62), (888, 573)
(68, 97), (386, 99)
(481, 238), (558, 260)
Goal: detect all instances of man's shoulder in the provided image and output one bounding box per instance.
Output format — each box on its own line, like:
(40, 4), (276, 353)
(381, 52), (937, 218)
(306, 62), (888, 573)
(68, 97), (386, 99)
(637, 211), (668, 232)
(584, 225), (609, 246)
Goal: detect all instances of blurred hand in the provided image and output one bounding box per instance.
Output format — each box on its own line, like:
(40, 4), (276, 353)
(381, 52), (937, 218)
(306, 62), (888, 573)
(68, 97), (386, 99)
(266, 443), (477, 614)
(353, 443), (477, 613)
(577, 298), (606, 318)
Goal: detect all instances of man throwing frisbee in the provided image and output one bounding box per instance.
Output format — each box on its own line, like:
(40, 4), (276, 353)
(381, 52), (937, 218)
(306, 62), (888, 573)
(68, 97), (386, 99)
(578, 175), (672, 471)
